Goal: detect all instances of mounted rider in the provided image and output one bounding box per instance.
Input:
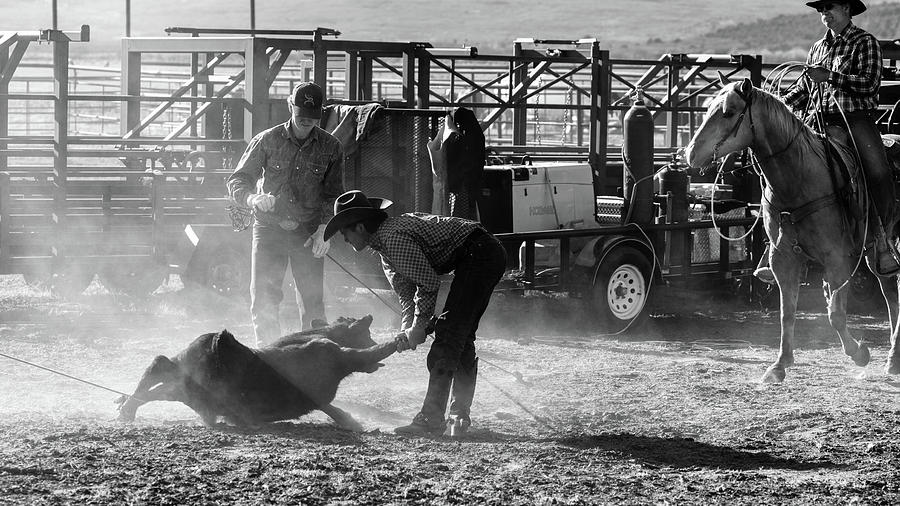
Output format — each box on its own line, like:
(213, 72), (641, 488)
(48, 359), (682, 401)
(756, 0), (899, 281)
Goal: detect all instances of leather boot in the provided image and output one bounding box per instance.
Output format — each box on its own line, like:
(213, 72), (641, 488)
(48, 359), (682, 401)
(448, 358), (478, 437)
(395, 365), (453, 436)
(875, 229), (900, 276)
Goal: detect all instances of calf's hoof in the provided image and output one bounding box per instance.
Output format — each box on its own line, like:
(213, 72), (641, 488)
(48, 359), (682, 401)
(337, 418), (364, 433)
(762, 365), (786, 384)
(852, 344), (871, 367)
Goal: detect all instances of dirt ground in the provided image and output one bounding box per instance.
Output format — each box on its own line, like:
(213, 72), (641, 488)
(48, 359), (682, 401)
(1, 274), (900, 505)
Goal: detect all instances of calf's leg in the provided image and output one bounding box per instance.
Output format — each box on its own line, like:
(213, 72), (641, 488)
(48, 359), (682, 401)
(116, 355), (182, 422)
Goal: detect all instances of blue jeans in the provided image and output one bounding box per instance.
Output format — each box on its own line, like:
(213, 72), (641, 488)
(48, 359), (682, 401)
(428, 231), (507, 373)
(250, 223), (325, 345)
(824, 111), (895, 224)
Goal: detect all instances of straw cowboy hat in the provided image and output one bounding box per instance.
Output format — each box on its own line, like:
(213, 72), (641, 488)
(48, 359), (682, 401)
(323, 190), (393, 240)
(805, 0), (866, 16)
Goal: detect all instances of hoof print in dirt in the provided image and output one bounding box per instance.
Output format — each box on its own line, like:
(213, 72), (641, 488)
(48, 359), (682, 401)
(117, 315), (395, 429)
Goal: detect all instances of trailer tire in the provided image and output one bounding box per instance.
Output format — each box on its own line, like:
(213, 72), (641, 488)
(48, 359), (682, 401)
(101, 262), (168, 297)
(48, 267), (95, 299)
(202, 247), (250, 299)
(590, 245), (652, 333)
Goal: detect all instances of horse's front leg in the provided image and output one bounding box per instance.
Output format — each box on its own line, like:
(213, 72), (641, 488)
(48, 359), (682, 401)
(826, 281), (870, 367)
(762, 261), (801, 383)
(883, 275), (900, 374)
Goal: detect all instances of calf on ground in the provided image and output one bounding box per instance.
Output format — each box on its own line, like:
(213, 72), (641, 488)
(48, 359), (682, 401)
(116, 315), (395, 430)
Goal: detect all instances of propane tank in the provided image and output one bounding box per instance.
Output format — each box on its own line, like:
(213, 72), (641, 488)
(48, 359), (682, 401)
(656, 154), (690, 266)
(622, 88), (655, 225)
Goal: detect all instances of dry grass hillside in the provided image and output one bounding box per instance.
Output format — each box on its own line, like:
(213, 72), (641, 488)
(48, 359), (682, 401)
(4, 0), (900, 60)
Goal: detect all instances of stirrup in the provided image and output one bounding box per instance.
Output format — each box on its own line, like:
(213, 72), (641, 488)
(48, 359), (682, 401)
(753, 266), (776, 285)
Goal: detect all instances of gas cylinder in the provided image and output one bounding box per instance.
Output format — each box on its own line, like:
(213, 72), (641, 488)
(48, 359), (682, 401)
(622, 88), (655, 225)
(656, 156), (690, 266)
(657, 157), (689, 224)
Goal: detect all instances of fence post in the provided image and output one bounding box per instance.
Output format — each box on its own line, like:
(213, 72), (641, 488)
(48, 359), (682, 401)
(151, 172), (165, 260)
(0, 172), (9, 270)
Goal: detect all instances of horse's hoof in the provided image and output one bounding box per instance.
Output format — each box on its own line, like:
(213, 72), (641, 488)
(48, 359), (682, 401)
(886, 356), (900, 375)
(762, 366), (786, 383)
(852, 344), (871, 367)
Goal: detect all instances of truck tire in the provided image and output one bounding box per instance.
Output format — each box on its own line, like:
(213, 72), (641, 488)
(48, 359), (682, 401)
(590, 245), (653, 333)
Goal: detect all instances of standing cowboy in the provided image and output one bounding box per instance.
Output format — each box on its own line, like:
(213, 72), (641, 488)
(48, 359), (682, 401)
(323, 190), (507, 436)
(226, 82), (344, 345)
(757, 0), (897, 281)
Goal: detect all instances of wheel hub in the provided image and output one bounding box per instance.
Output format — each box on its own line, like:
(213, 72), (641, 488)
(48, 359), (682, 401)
(606, 264), (646, 320)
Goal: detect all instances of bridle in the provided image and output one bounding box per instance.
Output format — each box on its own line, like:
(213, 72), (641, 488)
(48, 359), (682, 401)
(709, 85), (803, 171)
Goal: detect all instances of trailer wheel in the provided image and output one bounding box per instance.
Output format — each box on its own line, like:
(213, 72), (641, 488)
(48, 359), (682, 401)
(101, 263), (168, 297)
(204, 247), (250, 299)
(590, 245), (653, 333)
(48, 267), (95, 299)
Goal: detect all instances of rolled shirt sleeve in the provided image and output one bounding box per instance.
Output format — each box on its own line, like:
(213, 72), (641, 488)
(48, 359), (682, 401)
(380, 236), (441, 331)
(226, 133), (266, 207)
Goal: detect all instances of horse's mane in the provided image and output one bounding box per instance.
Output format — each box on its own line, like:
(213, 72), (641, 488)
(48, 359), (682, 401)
(713, 83), (825, 159)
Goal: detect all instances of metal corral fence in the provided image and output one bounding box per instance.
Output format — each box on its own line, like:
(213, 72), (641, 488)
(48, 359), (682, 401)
(1, 27), (899, 298)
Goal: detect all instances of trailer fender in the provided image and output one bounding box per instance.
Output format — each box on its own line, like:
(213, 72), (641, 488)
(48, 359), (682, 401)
(574, 235), (655, 273)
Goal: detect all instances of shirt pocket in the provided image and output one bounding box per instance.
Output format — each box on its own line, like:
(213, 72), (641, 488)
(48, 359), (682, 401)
(263, 158), (291, 190)
(303, 159), (330, 185)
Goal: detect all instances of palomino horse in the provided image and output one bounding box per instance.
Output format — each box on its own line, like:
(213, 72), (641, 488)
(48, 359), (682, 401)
(684, 77), (900, 383)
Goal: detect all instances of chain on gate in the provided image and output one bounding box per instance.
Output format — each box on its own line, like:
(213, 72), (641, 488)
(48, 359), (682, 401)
(560, 88), (572, 145)
(533, 78), (543, 145)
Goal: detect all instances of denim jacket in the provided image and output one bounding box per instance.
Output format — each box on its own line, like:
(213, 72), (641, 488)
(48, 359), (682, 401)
(226, 122), (344, 227)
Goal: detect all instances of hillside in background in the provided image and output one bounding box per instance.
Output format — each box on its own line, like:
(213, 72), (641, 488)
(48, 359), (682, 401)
(2, 1), (900, 62)
(637, 2), (900, 59)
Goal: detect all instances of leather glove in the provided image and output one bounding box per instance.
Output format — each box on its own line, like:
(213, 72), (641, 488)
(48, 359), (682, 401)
(806, 65), (830, 84)
(304, 224), (331, 258)
(246, 193), (276, 213)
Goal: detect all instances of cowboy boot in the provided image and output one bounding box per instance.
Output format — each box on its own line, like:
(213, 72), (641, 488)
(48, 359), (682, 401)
(448, 358), (478, 437)
(875, 229), (900, 276)
(870, 212), (900, 276)
(395, 363), (453, 436)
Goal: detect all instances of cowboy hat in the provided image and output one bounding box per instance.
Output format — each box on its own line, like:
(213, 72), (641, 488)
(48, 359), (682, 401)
(323, 190), (393, 240)
(805, 0), (866, 16)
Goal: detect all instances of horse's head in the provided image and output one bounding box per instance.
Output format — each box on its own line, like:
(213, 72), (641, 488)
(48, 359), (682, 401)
(684, 77), (756, 171)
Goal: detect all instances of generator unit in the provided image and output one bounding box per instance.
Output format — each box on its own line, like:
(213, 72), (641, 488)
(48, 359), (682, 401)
(478, 162), (598, 233)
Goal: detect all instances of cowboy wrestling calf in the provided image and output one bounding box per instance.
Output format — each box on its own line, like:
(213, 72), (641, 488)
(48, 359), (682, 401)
(116, 315), (398, 430)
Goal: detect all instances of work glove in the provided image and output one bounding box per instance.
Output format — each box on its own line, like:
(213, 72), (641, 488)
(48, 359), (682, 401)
(246, 193), (276, 213)
(304, 224), (331, 258)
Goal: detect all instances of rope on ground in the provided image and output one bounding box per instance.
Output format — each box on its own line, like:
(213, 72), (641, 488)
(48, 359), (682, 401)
(0, 351), (140, 401)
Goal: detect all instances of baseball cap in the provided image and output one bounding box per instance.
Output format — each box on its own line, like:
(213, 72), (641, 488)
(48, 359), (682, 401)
(290, 82), (324, 119)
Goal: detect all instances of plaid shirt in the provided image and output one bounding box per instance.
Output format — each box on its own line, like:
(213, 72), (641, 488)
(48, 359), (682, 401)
(369, 213), (481, 330)
(226, 122), (344, 227)
(782, 23), (882, 116)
